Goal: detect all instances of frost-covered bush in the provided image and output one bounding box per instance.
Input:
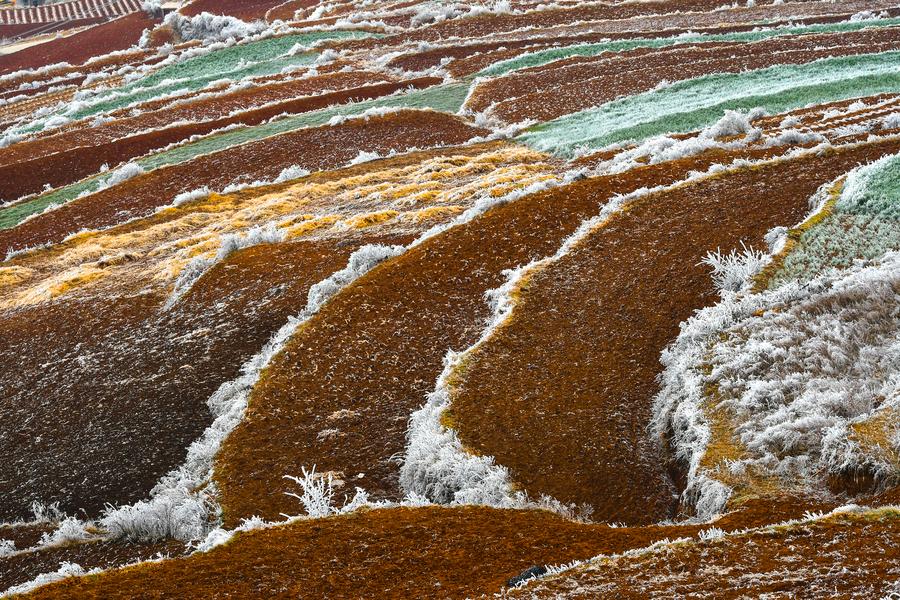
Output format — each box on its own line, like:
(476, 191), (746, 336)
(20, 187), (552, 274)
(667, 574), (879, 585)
(698, 527), (725, 541)
(598, 108), (766, 174)
(30, 501), (65, 523)
(97, 162), (145, 191)
(700, 243), (768, 296)
(38, 517), (92, 547)
(163, 12), (267, 43)
(284, 466), (336, 518)
(101, 486), (218, 542)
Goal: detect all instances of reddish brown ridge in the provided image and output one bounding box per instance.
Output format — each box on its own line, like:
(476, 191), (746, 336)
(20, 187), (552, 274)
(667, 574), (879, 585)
(0, 12), (159, 76)
(0, 77), (440, 201)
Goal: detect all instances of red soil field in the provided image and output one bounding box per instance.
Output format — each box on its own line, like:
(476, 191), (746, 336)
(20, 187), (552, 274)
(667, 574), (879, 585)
(0, 12), (158, 76)
(181, 0), (293, 21)
(0, 231), (414, 521)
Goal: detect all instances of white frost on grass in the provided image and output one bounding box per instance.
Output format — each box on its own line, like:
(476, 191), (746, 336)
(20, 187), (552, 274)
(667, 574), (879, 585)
(595, 108), (766, 174)
(515, 503), (884, 592)
(700, 242), (768, 296)
(0, 563), (100, 598)
(163, 12), (268, 44)
(97, 162), (145, 191)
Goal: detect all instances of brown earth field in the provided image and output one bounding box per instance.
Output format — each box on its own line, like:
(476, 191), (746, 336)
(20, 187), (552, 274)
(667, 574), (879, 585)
(0, 109), (485, 255)
(180, 0), (295, 21)
(506, 509), (900, 598)
(0, 538), (186, 593)
(0, 140), (523, 522)
(0, 76), (440, 200)
(7, 497), (875, 600)
(207, 131), (864, 527)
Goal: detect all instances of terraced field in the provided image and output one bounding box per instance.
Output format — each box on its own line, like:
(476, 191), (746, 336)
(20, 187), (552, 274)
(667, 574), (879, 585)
(1, 0), (899, 598)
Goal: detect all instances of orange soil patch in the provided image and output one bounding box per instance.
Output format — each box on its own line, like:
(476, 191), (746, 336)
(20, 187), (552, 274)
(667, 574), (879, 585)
(447, 137), (900, 527)
(0, 110), (484, 257)
(509, 509), (900, 598)
(470, 28), (900, 119)
(0, 504), (801, 600)
(0, 77), (439, 201)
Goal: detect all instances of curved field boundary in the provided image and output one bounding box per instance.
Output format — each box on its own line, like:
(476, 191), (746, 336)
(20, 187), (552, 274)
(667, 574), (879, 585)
(210, 144), (777, 525)
(444, 136), (900, 525)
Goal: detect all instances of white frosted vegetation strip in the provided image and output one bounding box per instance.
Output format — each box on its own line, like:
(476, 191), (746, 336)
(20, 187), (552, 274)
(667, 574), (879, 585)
(0, 563), (101, 598)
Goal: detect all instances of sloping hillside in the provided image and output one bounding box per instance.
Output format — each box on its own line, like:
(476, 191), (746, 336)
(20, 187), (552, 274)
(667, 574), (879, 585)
(1, 1), (899, 598)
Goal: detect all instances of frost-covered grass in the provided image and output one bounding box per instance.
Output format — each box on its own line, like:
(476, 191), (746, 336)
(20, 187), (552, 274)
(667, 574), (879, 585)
(701, 242), (768, 297)
(0, 562), (99, 598)
(772, 153), (900, 286)
(519, 51), (900, 156)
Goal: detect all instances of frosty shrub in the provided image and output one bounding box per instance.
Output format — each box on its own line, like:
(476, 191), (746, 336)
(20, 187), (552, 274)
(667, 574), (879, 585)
(284, 466), (336, 518)
(700, 243), (768, 295)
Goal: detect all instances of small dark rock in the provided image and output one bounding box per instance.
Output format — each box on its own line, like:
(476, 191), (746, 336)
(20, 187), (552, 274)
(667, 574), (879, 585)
(506, 565), (548, 588)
